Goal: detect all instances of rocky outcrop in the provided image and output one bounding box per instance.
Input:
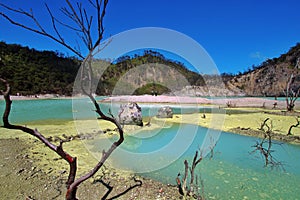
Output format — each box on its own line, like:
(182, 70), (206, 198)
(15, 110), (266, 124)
(118, 102), (143, 126)
(226, 43), (300, 96)
(156, 106), (173, 118)
(174, 85), (245, 97)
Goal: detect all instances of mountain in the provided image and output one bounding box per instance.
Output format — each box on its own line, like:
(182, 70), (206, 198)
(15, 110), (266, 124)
(95, 50), (205, 95)
(0, 43), (204, 96)
(1, 41), (299, 97)
(226, 43), (300, 96)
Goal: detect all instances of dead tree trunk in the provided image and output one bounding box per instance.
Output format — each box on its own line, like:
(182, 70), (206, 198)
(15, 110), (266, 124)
(0, 78), (78, 198)
(1, 70), (124, 200)
(287, 117), (300, 136)
(258, 118), (270, 131)
(0, 1), (127, 199)
(251, 118), (284, 170)
(177, 150), (204, 199)
(285, 74), (300, 112)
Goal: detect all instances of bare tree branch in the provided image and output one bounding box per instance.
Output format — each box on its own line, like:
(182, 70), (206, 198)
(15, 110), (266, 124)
(258, 117), (270, 131)
(177, 149), (205, 199)
(45, 3), (65, 43)
(287, 116), (300, 136)
(0, 3), (84, 59)
(0, 1), (124, 199)
(284, 73), (300, 112)
(0, 0), (108, 59)
(94, 0), (108, 48)
(251, 118), (285, 171)
(0, 78), (78, 192)
(88, 0), (97, 8)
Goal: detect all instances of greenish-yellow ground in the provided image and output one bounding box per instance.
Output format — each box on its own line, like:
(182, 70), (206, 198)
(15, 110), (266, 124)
(1, 106), (299, 199)
(0, 119), (180, 199)
(154, 107), (300, 136)
(1, 107), (299, 177)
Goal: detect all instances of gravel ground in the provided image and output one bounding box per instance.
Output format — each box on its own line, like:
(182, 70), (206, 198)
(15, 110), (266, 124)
(0, 137), (181, 200)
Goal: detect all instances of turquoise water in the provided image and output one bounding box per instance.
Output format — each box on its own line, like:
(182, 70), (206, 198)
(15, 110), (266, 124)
(0, 99), (74, 123)
(0, 97), (287, 124)
(0, 98), (210, 123)
(105, 124), (300, 199)
(1, 99), (300, 199)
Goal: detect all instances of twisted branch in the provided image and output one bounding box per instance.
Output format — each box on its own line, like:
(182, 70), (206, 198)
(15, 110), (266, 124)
(251, 119), (285, 170)
(287, 117), (300, 136)
(0, 78), (78, 192)
(284, 74), (300, 112)
(0, 1), (121, 199)
(177, 149), (204, 199)
(0, 0), (108, 59)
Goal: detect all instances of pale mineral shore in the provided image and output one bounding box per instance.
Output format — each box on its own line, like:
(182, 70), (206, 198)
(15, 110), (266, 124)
(101, 95), (300, 144)
(101, 95), (286, 108)
(1, 94), (286, 108)
(0, 94), (70, 100)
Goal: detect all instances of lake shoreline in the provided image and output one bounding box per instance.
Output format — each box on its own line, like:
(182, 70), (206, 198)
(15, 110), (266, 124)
(102, 94), (290, 109)
(103, 95), (300, 143)
(0, 94), (294, 109)
(2, 94), (299, 144)
(1, 95), (299, 199)
(0, 135), (181, 199)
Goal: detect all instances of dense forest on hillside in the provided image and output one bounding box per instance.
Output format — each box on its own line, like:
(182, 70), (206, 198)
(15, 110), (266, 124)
(0, 42), (80, 95)
(0, 42), (204, 96)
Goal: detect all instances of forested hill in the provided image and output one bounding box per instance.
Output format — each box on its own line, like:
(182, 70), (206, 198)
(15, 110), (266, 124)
(1, 41), (300, 97)
(96, 50), (205, 95)
(0, 42), (80, 95)
(0, 42), (204, 96)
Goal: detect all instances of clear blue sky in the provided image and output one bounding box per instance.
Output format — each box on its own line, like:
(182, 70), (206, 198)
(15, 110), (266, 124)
(1, 0), (299, 73)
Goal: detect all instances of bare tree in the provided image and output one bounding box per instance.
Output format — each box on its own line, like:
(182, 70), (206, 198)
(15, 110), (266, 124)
(0, 1), (126, 200)
(251, 118), (284, 170)
(0, 0), (108, 59)
(176, 150), (205, 200)
(208, 135), (217, 160)
(226, 101), (236, 108)
(258, 117), (270, 131)
(284, 74), (300, 112)
(287, 116), (300, 136)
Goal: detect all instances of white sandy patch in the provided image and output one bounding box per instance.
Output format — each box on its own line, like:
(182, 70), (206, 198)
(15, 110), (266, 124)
(102, 95), (287, 109)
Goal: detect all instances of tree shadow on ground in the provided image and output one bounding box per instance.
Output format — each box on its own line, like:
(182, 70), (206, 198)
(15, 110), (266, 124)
(93, 176), (142, 200)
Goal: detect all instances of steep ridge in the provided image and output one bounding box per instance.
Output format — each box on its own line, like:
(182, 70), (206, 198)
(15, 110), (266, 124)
(226, 43), (300, 96)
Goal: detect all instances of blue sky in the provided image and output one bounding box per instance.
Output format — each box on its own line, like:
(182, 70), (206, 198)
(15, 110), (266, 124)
(1, 0), (299, 73)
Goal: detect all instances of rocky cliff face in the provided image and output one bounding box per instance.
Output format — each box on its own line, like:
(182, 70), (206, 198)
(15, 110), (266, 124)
(111, 63), (192, 95)
(96, 51), (205, 95)
(138, 43), (300, 97)
(226, 43), (300, 96)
